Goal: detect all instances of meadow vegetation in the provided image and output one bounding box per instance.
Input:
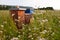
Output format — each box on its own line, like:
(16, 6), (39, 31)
(0, 10), (60, 40)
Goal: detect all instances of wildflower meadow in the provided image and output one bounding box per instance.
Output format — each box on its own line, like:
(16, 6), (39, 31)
(0, 10), (60, 40)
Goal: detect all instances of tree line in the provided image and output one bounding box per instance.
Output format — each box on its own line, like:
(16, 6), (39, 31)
(0, 5), (54, 10)
(0, 5), (11, 10)
(38, 7), (54, 10)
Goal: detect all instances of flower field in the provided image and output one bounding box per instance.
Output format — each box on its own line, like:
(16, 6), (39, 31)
(0, 10), (60, 40)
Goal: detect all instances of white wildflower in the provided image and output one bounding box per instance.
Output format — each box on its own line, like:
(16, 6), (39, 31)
(22, 24), (25, 25)
(0, 31), (3, 33)
(37, 17), (40, 20)
(51, 32), (55, 36)
(22, 27), (24, 29)
(44, 30), (48, 33)
(33, 33), (36, 35)
(40, 12), (43, 14)
(18, 35), (20, 38)
(23, 32), (25, 34)
(59, 21), (60, 23)
(37, 36), (40, 39)
(3, 21), (7, 24)
(48, 27), (52, 30)
(39, 38), (46, 40)
(40, 22), (43, 25)
(33, 33), (38, 36)
(3, 35), (6, 38)
(31, 38), (33, 39)
(45, 19), (48, 22)
(42, 20), (46, 22)
(12, 14), (15, 16)
(0, 25), (4, 28)
(42, 19), (48, 22)
(15, 19), (19, 22)
(30, 17), (34, 23)
(29, 28), (31, 31)
(34, 27), (36, 30)
(41, 30), (47, 34)
(32, 17), (34, 20)
(28, 35), (32, 38)
(40, 10), (46, 13)
(39, 10), (46, 14)
(11, 37), (18, 40)
(37, 13), (40, 14)
(34, 27), (38, 30)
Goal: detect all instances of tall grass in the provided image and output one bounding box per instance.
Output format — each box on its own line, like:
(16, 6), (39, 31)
(0, 10), (19, 40)
(0, 10), (60, 40)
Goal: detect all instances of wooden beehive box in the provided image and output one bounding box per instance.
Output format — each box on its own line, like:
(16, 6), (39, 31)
(10, 7), (26, 29)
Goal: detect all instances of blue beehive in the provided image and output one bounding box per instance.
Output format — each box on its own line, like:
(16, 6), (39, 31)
(25, 8), (34, 14)
(24, 8), (34, 24)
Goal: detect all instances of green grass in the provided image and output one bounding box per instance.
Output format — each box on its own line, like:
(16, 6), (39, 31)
(0, 10), (60, 40)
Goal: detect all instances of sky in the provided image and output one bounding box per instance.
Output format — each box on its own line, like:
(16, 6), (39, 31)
(0, 0), (60, 10)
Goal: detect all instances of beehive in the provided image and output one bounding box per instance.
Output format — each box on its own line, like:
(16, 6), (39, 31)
(10, 6), (34, 29)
